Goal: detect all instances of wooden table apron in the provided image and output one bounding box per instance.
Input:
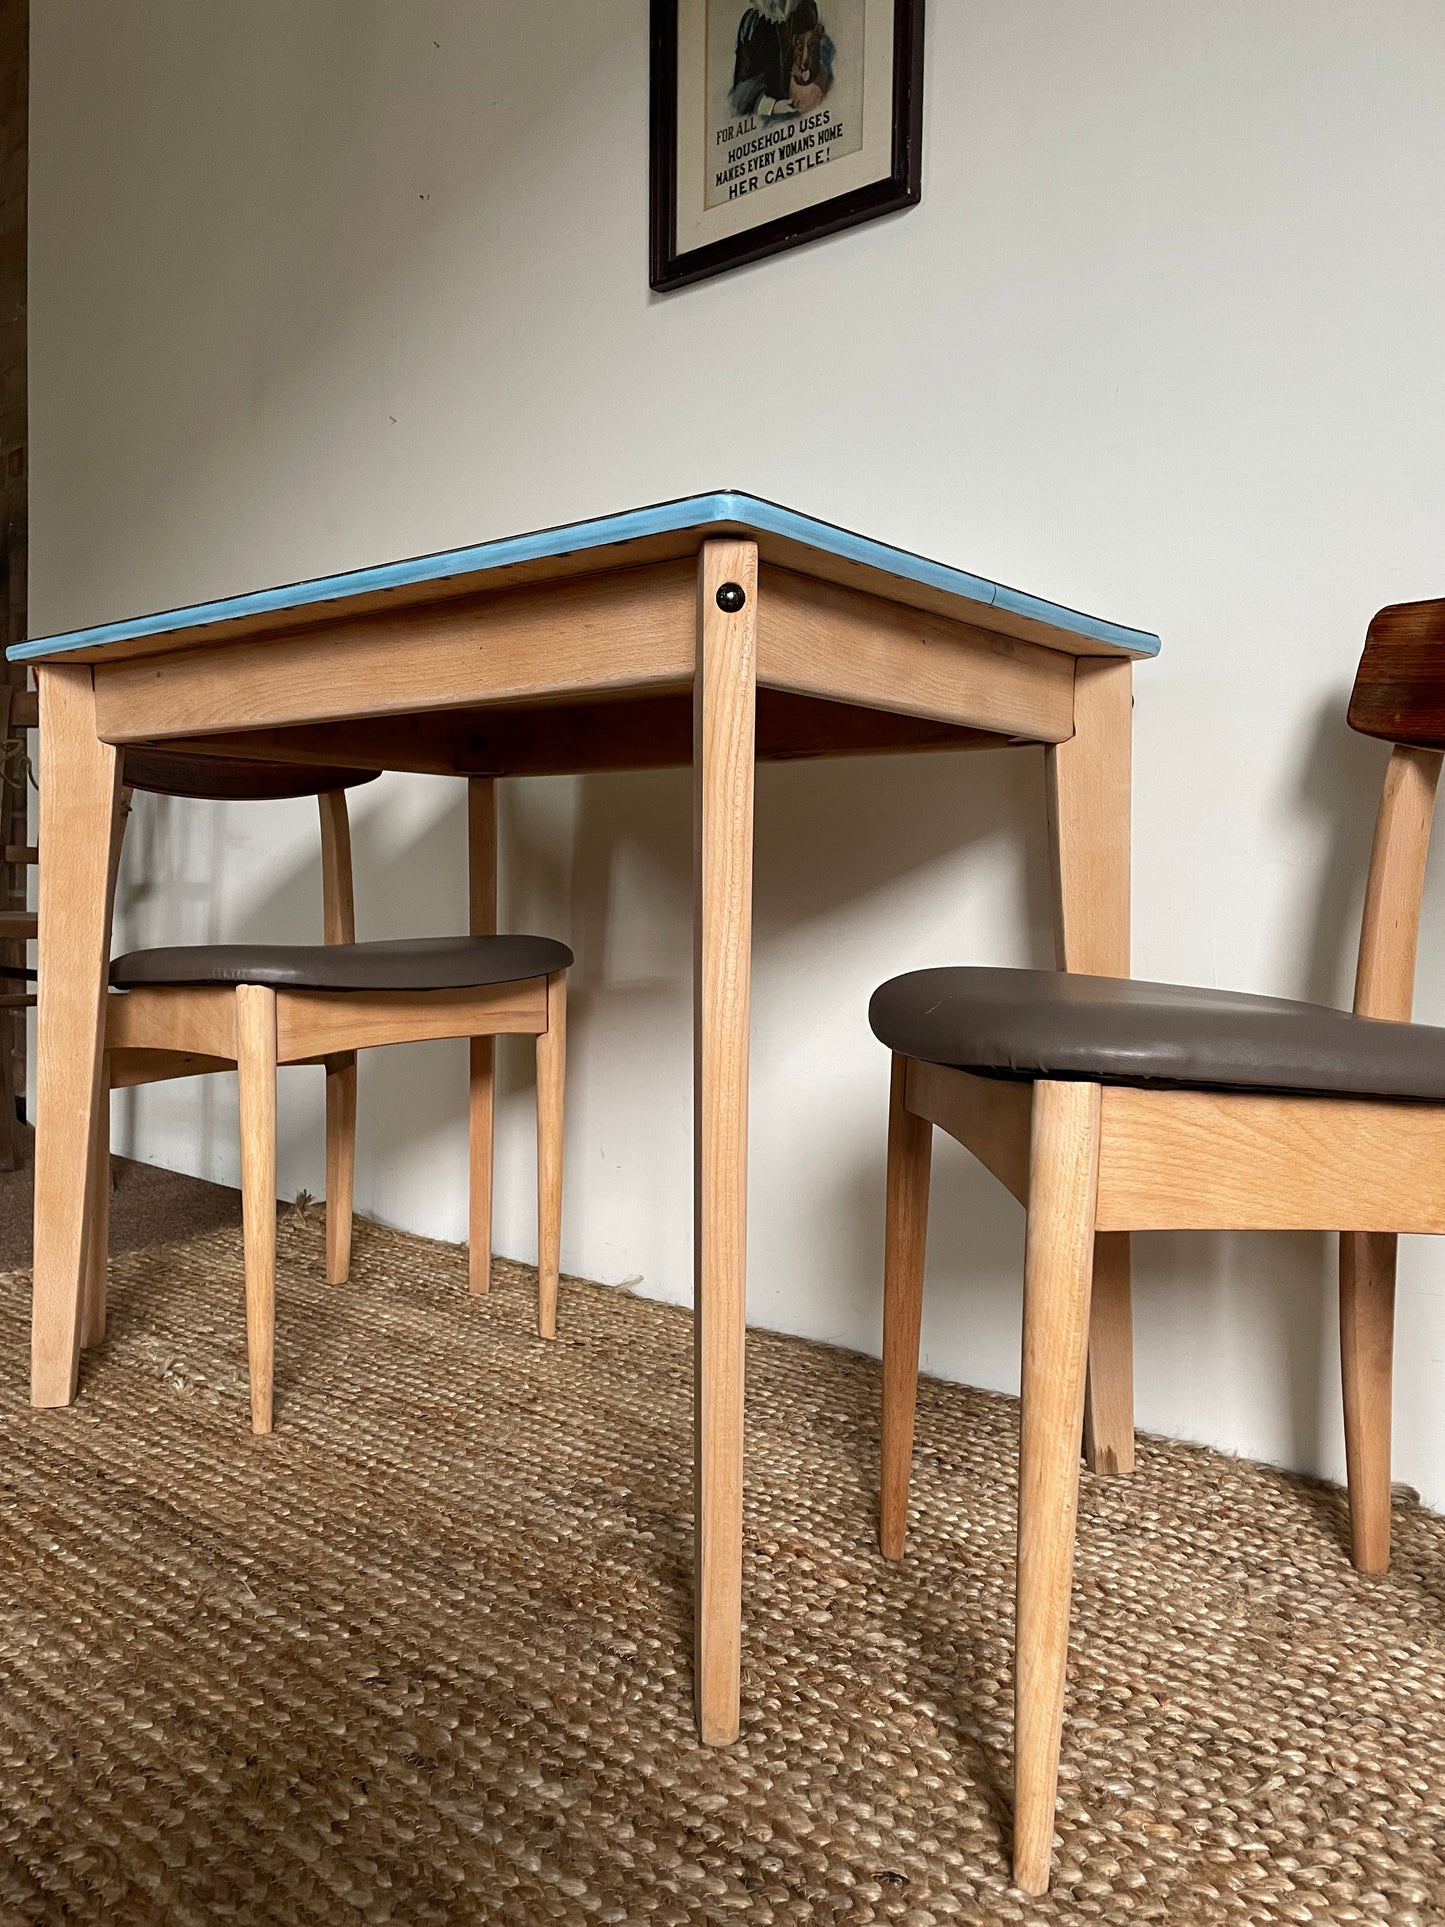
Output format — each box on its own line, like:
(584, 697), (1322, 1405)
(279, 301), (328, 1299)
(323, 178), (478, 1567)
(27, 536), (1136, 1748)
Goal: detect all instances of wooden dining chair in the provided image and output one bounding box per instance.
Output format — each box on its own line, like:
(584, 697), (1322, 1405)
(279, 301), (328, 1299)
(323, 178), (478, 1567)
(86, 753), (569, 1434)
(869, 597), (1445, 1894)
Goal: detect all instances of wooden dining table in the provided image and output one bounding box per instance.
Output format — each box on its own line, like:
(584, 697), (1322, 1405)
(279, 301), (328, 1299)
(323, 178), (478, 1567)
(12, 491), (1160, 1747)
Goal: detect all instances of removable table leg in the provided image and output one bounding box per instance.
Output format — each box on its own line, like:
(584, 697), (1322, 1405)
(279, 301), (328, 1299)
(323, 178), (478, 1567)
(31, 664), (122, 1407)
(692, 537), (758, 1744)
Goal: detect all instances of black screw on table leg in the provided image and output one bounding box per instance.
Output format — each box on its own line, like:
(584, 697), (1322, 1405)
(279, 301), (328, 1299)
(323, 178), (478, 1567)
(715, 582), (747, 614)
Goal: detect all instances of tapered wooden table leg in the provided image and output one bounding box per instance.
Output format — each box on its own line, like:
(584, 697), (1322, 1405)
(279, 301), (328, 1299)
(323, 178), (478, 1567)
(31, 665), (121, 1407)
(1047, 658), (1135, 1474)
(693, 538), (757, 1747)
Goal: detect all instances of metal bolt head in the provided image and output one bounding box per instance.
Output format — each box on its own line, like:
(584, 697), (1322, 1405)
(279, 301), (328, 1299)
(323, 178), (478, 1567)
(715, 582), (747, 614)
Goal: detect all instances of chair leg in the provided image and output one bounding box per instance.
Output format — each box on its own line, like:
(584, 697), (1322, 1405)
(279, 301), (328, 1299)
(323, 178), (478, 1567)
(534, 972), (566, 1339)
(1340, 1230), (1396, 1574)
(468, 776), (498, 1295)
(324, 1051), (356, 1285)
(81, 1061), (110, 1349)
(1083, 1232), (1134, 1476)
(236, 986), (278, 1435)
(1014, 1078), (1101, 1897)
(468, 1035), (494, 1295)
(880, 1052), (932, 1562)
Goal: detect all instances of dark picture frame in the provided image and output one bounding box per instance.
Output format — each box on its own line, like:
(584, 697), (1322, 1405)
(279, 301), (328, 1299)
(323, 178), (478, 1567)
(650, 0), (924, 292)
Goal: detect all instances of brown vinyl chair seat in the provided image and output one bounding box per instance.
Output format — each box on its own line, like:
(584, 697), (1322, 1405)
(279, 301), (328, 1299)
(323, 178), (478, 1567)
(868, 966), (1445, 1103)
(111, 933), (573, 994)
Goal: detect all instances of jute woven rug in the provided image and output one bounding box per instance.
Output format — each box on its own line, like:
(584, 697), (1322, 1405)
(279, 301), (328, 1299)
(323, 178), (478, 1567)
(0, 1214), (1442, 1926)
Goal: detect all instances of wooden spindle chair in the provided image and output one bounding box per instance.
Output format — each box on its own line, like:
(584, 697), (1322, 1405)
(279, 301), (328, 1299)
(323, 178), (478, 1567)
(869, 597), (1445, 1893)
(86, 752), (568, 1433)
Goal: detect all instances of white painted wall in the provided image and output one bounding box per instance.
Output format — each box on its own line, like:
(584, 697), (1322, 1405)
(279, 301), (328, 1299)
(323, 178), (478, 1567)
(28, 2), (1445, 1503)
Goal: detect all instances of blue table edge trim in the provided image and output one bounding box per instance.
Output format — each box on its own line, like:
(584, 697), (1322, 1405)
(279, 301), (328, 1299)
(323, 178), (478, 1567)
(9, 490), (1161, 662)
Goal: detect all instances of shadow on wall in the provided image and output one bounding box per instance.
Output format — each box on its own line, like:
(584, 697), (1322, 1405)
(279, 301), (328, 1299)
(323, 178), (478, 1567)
(744, 746), (1057, 1361)
(545, 745), (1050, 1373)
(112, 782), (237, 1188)
(539, 745), (1065, 1373)
(561, 745), (1058, 968)
(1295, 694), (1392, 1011)
(113, 778), (486, 1199)
(1133, 695), (1395, 1476)
(117, 743), (1056, 1290)
(105, 705), (1409, 1481)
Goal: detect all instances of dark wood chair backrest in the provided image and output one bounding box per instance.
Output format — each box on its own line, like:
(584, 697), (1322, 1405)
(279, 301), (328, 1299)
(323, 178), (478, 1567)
(1345, 598), (1445, 1029)
(122, 748), (380, 802)
(1348, 599), (1445, 748)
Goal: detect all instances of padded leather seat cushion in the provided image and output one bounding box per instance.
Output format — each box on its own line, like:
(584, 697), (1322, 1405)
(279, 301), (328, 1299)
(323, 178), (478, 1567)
(111, 934), (573, 993)
(869, 966), (1445, 1102)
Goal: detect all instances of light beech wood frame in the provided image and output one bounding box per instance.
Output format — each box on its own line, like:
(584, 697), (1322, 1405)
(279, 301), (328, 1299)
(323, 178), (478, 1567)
(28, 525), (1143, 1754)
(85, 782), (566, 1433)
(880, 737), (1445, 1893)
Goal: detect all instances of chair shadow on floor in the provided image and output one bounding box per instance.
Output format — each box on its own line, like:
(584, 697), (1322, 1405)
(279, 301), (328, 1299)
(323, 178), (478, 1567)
(896, 1583), (1016, 1856)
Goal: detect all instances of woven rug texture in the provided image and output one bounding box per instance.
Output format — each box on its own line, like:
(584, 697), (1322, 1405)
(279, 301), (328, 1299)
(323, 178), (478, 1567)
(0, 1212), (1442, 1925)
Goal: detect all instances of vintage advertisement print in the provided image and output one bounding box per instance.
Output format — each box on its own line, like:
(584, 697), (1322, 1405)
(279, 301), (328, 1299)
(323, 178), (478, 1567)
(703, 0), (867, 212)
(651, 0), (923, 290)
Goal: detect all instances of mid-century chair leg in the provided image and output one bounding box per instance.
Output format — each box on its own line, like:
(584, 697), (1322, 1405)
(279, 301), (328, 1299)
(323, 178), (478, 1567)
(1340, 1229), (1397, 1573)
(467, 777), (498, 1297)
(468, 1035), (494, 1295)
(880, 1051), (932, 1561)
(236, 985), (278, 1435)
(324, 1051), (357, 1286)
(1083, 1232), (1135, 1476)
(534, 971), (567, 1338)
(1014, 1078), (1101, 1896)
(81, 1060), (111, 1349)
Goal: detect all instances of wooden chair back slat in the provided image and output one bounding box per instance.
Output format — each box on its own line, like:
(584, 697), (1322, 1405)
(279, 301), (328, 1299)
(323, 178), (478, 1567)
(317, 790), (356, 946)
(1353, 745), (1442, 1021)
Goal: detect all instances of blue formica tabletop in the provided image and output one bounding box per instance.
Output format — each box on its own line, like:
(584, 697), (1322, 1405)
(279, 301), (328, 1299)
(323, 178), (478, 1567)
(10, 492), (1160, 664)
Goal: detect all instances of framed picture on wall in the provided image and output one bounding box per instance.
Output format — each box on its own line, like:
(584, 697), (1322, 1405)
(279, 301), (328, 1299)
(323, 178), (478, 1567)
(650, 0), (924, 292)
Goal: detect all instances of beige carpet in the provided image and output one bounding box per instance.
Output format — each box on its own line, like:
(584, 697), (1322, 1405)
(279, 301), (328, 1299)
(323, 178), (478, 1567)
(0, 1212), (1442, 1924)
